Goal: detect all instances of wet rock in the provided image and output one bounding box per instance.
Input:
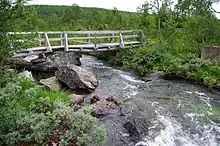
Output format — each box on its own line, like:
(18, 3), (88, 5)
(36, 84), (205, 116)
(55, 64), (98, 93)
(69, 94), (85, 105)
(91, 100), (120, 118)
(106, 96), (122, 106)
(141, 71), (165, 82)
(8, 57), (31, 68)
(39, 76), (61, 91)
(90, 95), (101, 104)
(123, 122), (140, 137)
(213, 84), (220, 91)
(9, 51), (82, 72)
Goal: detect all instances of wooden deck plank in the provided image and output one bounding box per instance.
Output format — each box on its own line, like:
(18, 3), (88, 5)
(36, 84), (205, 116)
(19, 41), (140, 52)
(13, 40), (141, 58)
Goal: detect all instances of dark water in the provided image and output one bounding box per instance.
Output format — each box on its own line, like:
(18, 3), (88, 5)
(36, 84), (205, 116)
(81, 55), (220, 146)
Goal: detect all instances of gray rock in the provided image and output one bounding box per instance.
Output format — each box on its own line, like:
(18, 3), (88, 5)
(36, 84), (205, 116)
(23, 55), (39, 63)
(141, 71), (165, 82)
(39, 76), (61, 91)
(90, 95), (101, 104)
(31, 52), (82, 72)
(8, 51), (82, 72)
(106, 95), (122, 106)
(69, 94), (85, 105)
(55, 64), (98, 93)
(91, 100), (120, 118)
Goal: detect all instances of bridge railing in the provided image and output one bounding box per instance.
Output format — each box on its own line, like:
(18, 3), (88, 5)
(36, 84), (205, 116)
(8, 30), (145, 54)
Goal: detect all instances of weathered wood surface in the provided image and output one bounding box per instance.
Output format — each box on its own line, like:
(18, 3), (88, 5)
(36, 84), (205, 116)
(9, 30), (144, 57)
(201, 46), (220, 62)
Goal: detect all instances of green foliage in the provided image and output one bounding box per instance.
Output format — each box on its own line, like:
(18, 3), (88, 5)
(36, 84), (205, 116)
(0, 74), (106, 145)
(26, 5), (140, 31)
(0, 0), (37, 62)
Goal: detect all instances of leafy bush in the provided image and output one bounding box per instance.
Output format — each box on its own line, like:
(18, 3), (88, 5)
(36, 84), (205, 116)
(105, 45), (220, 88)
(162, 54), (220, 87)
(0, 73), (106, 145)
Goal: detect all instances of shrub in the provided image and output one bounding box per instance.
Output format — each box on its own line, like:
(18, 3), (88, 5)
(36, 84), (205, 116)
(0, 73), (106, 145)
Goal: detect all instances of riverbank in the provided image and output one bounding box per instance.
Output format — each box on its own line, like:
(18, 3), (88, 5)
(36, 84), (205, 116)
(94, 46), (220, 91)
(0, 54), (107, 146)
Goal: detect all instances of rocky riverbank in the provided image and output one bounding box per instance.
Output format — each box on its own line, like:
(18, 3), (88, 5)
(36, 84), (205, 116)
(9, 54), (220, 146)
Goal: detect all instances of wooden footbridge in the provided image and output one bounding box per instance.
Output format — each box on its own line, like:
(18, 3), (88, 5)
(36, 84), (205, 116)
(9, 30), (145, 58)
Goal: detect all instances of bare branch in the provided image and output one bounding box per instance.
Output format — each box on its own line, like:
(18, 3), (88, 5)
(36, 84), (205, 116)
(211, 7), (220, 13)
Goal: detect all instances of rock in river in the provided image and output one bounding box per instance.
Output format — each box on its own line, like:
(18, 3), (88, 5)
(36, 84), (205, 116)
(55, 64), (98, 93)
(69, 94), (85, 105)
(141, 71), (165, 82)
(91, 100), (120, 118)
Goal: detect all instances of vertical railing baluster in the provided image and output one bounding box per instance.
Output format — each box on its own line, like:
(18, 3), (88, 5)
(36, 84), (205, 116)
(119, 32), (124, 48)
(87, 33), (90, 43)
(60, 33), (63, 46)
(64, 32), (69, 52)
(94, 33), (97, 50)
(38, 33), (42, 47)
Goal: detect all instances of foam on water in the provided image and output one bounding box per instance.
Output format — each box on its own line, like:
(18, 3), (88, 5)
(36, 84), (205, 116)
(136, 111), (200, 146)
(135, 100), (220, 146)
(120, 74), (145, 83)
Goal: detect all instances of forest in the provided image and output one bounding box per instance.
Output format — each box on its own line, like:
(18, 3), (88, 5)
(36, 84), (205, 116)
(0, 0), (220, 145)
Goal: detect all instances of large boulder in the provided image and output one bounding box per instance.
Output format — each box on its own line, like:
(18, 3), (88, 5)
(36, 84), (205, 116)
(39, 76), (62, 91)
(8, 51), (82, 72)
(55, 64), (98, 93)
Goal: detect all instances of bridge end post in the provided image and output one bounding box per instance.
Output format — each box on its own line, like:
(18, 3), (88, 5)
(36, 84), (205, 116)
(141, 30), (145, 46)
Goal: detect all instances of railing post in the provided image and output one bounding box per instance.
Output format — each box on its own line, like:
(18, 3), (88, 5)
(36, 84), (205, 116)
(110, 33), (114, 43)
(44, 32), (52, 52)
(64, 32), (69, 52)
(94, 33), (97, 50)
(87, 33), (90, 43)
(119, 32), (124, 48)
(141, 30), (145, 46)
(60, 33), (63, 46)
(38, 33), (42, 47)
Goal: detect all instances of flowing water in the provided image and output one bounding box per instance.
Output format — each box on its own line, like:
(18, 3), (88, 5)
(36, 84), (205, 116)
(81, 55), (220, 146)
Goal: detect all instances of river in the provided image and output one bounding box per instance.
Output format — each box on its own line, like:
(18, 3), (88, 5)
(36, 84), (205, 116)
(81, 55), (220, 146)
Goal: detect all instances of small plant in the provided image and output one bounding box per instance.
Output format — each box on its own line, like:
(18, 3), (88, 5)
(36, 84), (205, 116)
(0, 74), (106, 145)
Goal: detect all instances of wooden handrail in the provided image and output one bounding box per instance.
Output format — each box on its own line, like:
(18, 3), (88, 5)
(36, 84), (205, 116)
(9, 30), (144, 55)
